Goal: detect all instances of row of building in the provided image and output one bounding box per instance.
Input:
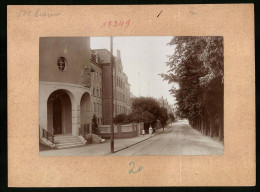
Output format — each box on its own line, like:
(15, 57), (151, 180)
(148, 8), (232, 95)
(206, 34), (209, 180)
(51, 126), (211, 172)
(39, 37), (132, 137)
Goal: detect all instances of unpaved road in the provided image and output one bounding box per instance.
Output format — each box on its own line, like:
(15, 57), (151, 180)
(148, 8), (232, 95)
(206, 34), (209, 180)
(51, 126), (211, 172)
(113, 120), (224, 156)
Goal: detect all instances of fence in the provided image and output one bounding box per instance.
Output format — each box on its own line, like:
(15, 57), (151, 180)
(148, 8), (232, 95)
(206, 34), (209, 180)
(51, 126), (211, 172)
(99, 123), (144, 139)
(78, 124), (90, 138)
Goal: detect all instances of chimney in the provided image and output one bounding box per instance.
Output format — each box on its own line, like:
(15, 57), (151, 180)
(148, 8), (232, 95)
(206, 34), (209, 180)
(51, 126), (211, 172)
(117, 50), (121, 60)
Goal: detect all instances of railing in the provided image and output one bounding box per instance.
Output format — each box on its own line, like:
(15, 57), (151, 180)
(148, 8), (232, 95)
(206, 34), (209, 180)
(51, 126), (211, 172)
(79, 124), (90, 138)
(42, 129), (55, 143)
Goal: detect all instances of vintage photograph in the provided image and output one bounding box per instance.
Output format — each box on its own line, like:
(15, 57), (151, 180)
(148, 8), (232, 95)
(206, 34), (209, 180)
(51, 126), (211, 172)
(39, 36), (224, 156)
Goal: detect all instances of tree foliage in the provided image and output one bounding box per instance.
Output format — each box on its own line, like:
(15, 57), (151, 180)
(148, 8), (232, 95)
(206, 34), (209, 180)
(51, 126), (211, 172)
(114, 113), (132, 124)
(92, 115), (99, 135)
(161, 37), (224, 122)
(158, 107), (168, 127)
(130, 97), (167, 130)
(168, 113), (175, 122)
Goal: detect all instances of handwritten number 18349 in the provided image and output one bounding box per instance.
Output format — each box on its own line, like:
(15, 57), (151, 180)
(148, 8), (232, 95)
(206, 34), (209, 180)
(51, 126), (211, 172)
(129, 161), (143, 174)
(100, 19), (130, 29)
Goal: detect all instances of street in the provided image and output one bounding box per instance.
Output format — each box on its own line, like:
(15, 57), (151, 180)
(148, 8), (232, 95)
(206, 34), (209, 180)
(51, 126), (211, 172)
(40, 120), (224, 156)
(113, 120), (224, 156)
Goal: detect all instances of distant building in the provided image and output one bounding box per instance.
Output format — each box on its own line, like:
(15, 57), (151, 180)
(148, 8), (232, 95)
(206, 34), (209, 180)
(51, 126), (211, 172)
(93, 49), (132, 124)
(129, 92), (136, 112)
(157, 96), (174, 114)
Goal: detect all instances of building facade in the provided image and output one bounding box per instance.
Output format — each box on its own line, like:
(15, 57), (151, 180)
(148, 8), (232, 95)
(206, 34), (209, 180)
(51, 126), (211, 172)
(90, 50), (103, 125)
(39, 37), (131, 138)
(114, 50), (131, 116)
(93, 49), (132, 124)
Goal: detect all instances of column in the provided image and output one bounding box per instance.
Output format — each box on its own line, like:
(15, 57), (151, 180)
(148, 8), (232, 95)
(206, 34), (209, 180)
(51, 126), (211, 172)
(72, 103), (81, 136)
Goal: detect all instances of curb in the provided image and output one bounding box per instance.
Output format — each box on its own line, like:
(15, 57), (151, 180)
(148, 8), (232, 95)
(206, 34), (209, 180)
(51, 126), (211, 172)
(113, 129), (165, 154)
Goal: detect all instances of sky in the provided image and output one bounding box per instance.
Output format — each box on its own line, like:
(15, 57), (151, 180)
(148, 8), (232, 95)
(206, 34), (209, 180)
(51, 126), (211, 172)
(90, 36), (176, 105)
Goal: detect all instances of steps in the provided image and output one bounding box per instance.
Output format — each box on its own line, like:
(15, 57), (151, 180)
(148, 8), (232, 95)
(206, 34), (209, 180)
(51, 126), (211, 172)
(54, 135), (85, 149)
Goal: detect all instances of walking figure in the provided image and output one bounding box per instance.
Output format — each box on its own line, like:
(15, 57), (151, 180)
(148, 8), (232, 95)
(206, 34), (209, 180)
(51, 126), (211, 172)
(149, 125), (153, 137)
(142, 129), (145, 136)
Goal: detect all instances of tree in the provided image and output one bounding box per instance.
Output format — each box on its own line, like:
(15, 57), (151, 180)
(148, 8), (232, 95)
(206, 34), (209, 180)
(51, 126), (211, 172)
(114, 113), (132, 124)
(168, 113), (175, 123)
(158, 107), (168, 130)
(130, 97), (161, 131)
(161, 36), (224, 139)
(92, 115), (99, 135)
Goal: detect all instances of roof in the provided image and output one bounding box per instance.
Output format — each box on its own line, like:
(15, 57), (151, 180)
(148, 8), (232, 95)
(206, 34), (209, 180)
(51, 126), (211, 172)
(92, 49), (111, 64)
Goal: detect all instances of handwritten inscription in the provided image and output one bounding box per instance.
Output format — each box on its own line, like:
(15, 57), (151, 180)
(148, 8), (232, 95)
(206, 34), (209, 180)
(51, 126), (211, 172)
(18, 9), (61, 17)
(189, 10), (198, 16)
(157, 10), (163, 17)
(101, 19), (130, 29)
(129, 161), (143, 174)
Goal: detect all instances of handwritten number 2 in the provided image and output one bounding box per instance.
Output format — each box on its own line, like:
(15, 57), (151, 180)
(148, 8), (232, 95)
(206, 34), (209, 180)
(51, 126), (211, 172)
(129, 161), (143, 174)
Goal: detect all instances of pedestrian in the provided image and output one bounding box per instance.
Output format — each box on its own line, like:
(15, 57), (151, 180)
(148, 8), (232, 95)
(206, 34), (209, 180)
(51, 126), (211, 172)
(149, 125), (153, 137)
(142, 129), (145, 136)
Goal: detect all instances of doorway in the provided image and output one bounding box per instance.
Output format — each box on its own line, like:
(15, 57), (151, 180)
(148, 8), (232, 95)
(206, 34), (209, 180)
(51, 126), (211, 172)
(47, 89), (72, 135)
(53, 97), (62, 135)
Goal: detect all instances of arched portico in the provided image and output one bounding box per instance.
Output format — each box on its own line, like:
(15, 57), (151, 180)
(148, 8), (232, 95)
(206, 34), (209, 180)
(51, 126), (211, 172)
(40, 82), (93, 137)
(47, 90), (72, 135)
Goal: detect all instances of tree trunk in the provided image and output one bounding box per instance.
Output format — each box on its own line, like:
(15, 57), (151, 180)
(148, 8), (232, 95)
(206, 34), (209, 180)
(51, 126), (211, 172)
(198, 117), (201, 132)
(201, 119), (204, 134)
(218, 115), (224, 141)
(209, 116), (214, 138)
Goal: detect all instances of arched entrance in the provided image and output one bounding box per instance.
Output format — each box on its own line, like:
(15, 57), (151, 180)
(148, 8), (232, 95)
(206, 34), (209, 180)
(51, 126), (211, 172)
(80, 92), (91, 134)
(47, 90), (72, 135)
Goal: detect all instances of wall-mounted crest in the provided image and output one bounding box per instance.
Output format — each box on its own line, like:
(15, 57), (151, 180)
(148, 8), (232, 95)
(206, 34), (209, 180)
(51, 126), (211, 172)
(81, 67), (91, 88)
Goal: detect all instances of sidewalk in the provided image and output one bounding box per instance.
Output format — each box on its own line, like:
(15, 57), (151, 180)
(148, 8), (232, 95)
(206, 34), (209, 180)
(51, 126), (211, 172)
(40, 127), (166, 156)
(113, 127), (165, 152)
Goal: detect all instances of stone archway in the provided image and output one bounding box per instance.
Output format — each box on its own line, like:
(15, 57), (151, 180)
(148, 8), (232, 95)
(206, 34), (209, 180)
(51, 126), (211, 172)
(80, 92), (91, 133)
(47, 90), (72, 135)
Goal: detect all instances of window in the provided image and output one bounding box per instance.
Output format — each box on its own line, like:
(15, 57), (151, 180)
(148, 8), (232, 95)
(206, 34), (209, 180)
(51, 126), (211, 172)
(57, 57), (67, 71)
